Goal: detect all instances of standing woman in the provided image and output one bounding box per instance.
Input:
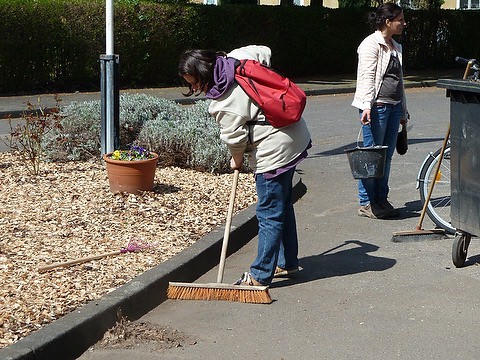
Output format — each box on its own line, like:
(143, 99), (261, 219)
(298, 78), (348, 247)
(178, 46), (311, 286)
(351, 2), (409, 219)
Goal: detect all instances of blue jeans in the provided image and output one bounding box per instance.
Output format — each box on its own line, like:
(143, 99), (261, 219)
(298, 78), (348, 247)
(358, 103), (402, 206)
(250, 167), (299, 285)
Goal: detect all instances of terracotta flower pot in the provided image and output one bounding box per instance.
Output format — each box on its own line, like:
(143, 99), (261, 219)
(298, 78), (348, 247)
(103, 152), (159, 194)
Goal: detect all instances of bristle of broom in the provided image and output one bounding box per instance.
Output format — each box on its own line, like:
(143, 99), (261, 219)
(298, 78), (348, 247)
(391, 229), (447, 243)
(167, 282), (272, 304)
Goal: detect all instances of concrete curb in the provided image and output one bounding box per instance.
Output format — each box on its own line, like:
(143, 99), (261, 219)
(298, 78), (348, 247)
(0, 175), (307, 360)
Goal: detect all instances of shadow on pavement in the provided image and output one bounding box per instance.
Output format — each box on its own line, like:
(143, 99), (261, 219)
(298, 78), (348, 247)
(271, 240), (396, 289)
(462, 254), (480, 267)
(386, 199), (423, 221)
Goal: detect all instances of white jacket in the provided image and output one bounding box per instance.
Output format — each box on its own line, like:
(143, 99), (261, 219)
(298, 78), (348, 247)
(208, 45), (311, 173)
(351, 31), (408, 119)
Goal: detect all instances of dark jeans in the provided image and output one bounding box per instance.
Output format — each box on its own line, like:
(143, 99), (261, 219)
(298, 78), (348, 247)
(358, 103), (402, 205)
(250, 167), (299, 285)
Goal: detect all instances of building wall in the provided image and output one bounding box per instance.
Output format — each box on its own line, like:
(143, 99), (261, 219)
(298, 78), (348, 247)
(252, 0), (338, 5)
(442, 0), (457, 9)
(260, 0), (279, 5)
(323, 0), (338, 7)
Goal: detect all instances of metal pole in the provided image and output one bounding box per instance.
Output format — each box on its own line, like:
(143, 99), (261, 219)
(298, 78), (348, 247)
(100, 55), (119, 155)
(100, 0), (119, 156)
(106, 0), (114, 55)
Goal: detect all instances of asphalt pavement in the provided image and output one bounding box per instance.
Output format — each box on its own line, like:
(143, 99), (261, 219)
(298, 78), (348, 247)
(2, 68), (479, 360)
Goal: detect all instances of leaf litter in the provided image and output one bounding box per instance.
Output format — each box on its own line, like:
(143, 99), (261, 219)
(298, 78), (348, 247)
(89, 309), (197, 351)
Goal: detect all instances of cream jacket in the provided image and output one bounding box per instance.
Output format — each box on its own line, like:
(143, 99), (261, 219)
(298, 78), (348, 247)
(351, 31), (408, 119)
(208, 46), (311, 173)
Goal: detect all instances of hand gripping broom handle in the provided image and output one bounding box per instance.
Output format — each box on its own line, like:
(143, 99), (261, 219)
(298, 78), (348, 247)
(216, 169), (239, 283)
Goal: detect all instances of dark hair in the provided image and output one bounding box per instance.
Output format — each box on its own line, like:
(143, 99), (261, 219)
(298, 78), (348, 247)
(178, 49), (226, 97)
(368, 2), (403, 30)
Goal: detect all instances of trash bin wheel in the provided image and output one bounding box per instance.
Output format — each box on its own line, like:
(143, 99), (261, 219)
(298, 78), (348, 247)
(452, 232), (471, 268)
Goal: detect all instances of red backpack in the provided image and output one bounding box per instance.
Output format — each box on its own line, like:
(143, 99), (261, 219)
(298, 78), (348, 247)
(234, 59), (307, 128)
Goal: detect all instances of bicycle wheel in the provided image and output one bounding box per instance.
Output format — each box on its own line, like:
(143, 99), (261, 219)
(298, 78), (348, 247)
(418, 145), (455, 234)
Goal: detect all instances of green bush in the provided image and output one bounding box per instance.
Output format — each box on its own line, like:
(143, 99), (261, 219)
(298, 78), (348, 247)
(42, 94), (230, 173)
(0, 1), (479, 94)
(0, 0), (104, 94)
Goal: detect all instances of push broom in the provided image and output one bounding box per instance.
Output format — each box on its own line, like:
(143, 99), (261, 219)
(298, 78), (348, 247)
(391, 126), (449, 242)
(167, 169), (272, 304)
(391, 60), (475, 243)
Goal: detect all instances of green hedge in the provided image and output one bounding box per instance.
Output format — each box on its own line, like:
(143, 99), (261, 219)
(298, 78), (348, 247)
(0, 0), (479, 94)
(402, 9), (480, 70)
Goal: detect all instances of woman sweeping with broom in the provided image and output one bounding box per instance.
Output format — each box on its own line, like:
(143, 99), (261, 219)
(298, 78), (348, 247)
(172, 45), (311, 298)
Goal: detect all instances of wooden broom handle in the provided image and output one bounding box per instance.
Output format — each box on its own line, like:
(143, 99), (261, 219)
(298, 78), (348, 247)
(38, 250), (122, 273)
(216, 169), (239, 283)
(416, 124), (450, 230)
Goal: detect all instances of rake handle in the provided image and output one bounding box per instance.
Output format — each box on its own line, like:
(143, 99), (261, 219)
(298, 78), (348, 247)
(38, 250), (122, 273)
(216, 169), (239, 283)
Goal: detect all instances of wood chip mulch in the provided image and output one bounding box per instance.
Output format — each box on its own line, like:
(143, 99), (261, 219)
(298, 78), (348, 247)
(0, 152), (257, 348)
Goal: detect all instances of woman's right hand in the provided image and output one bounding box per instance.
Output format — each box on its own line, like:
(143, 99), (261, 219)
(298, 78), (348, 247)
(230, 155), (243, 170)
(360, 109), (371, 125)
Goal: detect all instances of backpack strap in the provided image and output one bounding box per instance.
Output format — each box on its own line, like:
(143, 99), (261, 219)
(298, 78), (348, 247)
(233, 59), (269, 127)
(246, 117), (269, 127)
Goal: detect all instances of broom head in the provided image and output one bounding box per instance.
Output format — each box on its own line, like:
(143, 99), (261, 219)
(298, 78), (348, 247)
(391, 228), (446, 242)
(167, 282), (273, 304)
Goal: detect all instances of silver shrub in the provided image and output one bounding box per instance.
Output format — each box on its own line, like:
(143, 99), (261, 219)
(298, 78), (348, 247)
(119, 93), (182, 146)
(183, 100), (230, 173)
(42, 100), (101, 161)
(137, 99), (230, 173)
(42, 94), (230, 173)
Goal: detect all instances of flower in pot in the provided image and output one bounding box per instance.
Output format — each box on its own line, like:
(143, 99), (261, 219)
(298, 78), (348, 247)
(103, 145), (159, 194)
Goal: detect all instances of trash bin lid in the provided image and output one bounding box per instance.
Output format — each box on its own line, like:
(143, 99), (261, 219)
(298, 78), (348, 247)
(437, 79), (480, 93)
